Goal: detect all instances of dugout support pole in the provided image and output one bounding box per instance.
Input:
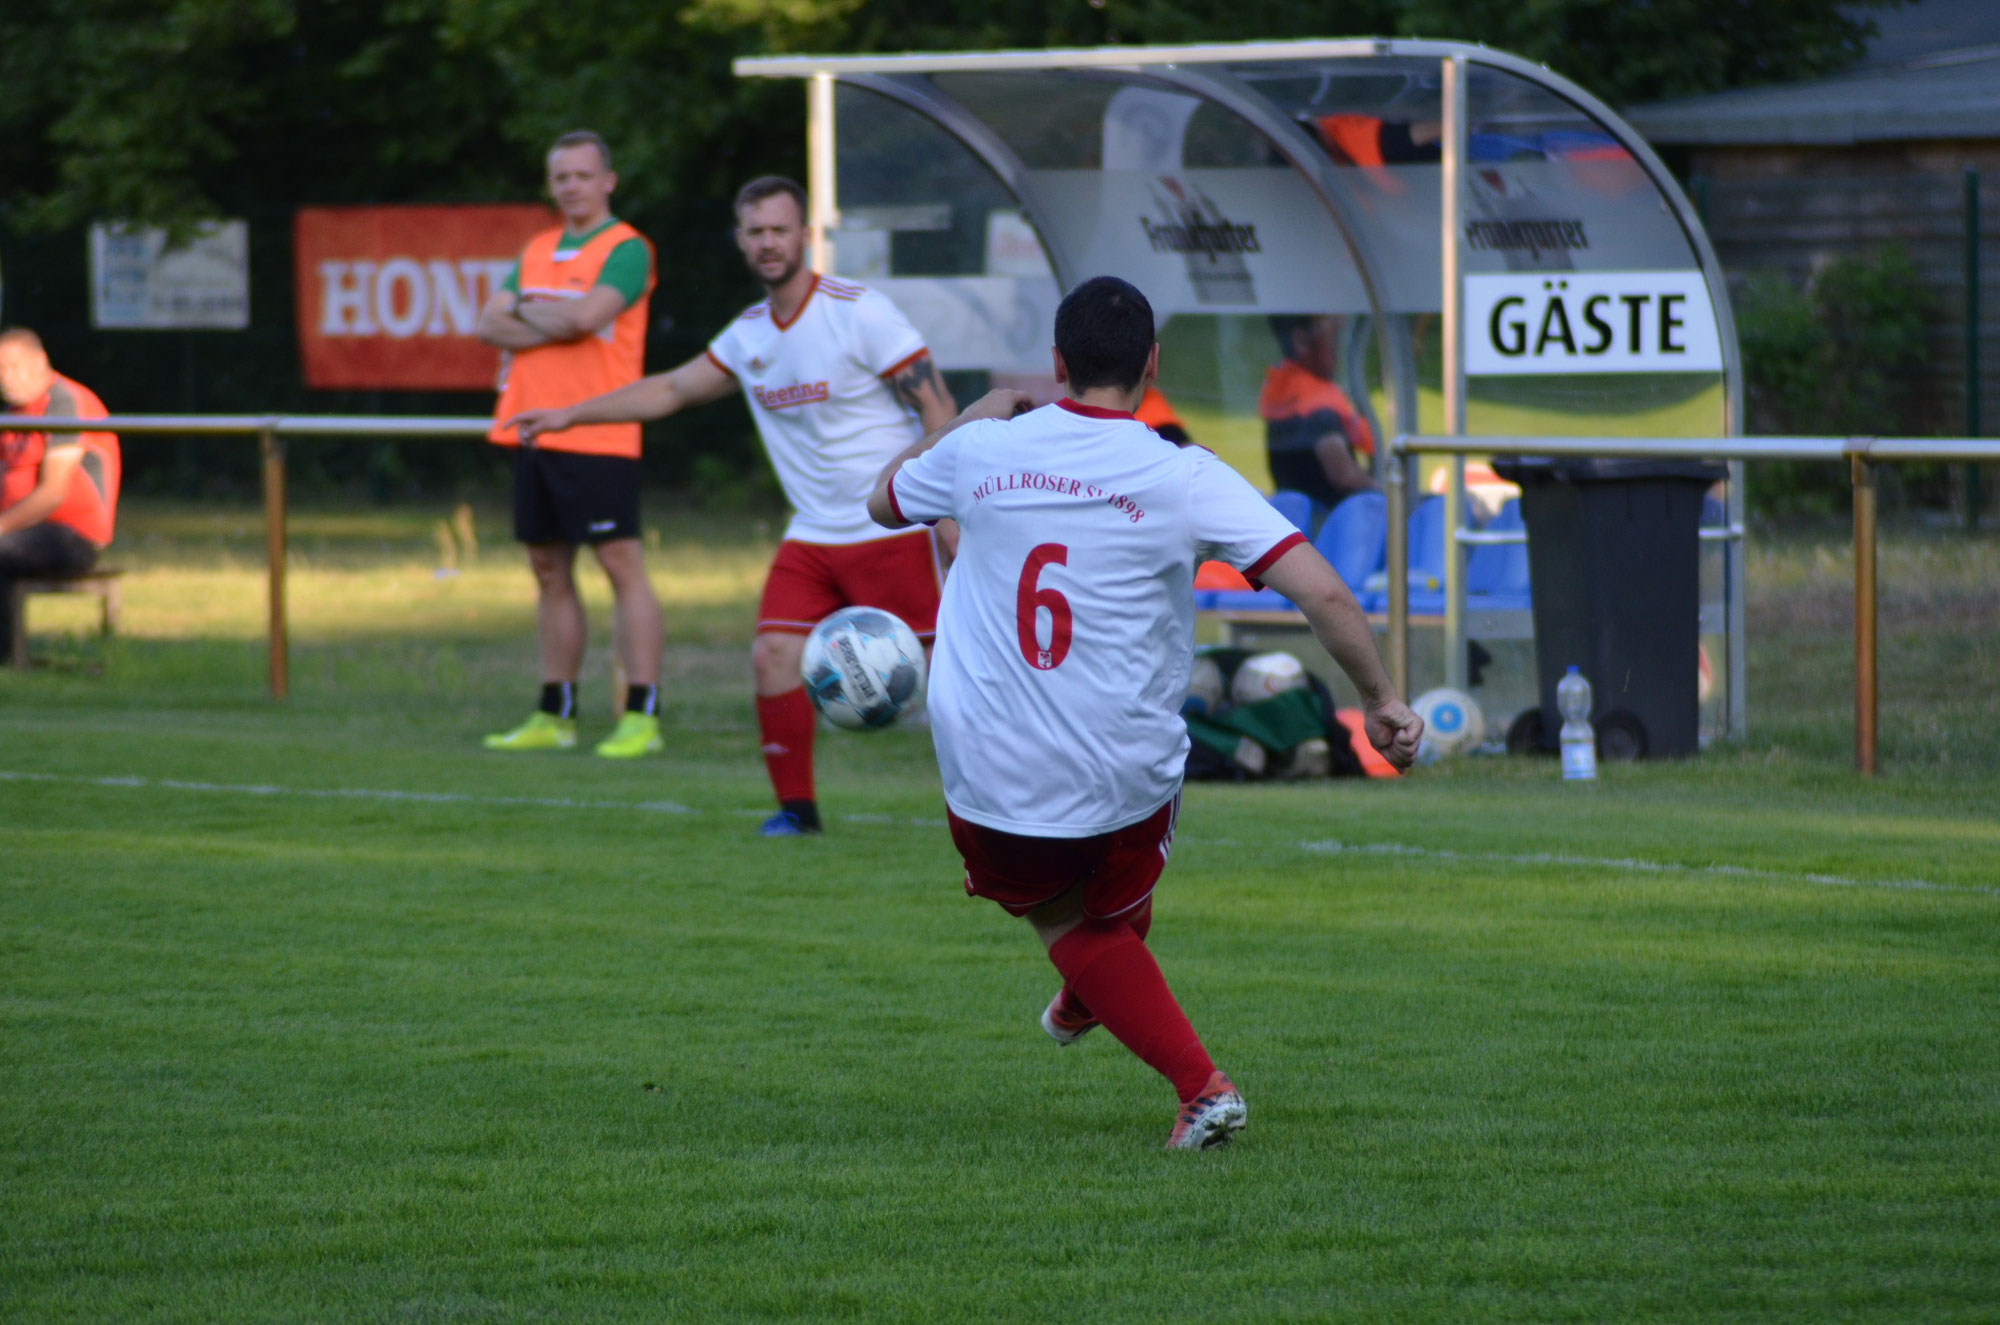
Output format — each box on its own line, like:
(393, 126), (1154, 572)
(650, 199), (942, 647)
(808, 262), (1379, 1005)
(1439, 53), (1469, 692)
(261, 427), (288, 700)
(1851, 448), (1877, 775)
(807, 73), (839, 275)
(1385, 449), (1410, 699)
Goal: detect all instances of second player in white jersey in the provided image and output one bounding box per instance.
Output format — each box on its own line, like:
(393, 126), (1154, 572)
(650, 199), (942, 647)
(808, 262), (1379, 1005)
(503, 175), (958, 838)
(706, 274), (931, 544)
(888, 399), (1305, 836)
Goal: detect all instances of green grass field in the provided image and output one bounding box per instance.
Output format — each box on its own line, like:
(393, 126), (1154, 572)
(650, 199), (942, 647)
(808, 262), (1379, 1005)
(4, 503), (1997, 1322)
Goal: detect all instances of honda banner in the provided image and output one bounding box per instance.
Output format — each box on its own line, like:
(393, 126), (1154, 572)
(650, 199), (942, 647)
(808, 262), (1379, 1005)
(294, 205), (554, 390)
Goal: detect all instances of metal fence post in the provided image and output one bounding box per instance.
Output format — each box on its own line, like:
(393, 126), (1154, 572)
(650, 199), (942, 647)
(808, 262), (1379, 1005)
(1851, 446), (1878, 775)
(261, 426), (288, 699)
(1968, 167), (1983, 531)
(1385, 441), (1409, 699)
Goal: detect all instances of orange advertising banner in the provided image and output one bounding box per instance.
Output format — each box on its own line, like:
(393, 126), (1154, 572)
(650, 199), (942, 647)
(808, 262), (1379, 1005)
(293, 204), (555, 391)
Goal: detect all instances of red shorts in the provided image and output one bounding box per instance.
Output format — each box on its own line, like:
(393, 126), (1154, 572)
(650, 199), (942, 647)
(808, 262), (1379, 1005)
(756, 529), (943, 638)
(947, 794), (1181, 920)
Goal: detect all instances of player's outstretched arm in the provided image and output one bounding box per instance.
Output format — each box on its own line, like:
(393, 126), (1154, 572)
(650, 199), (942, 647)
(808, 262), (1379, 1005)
(1257, 544), (1423, 769)
(867, 388), (1029, 529)
(887, 354), (958, 434)
(508, 353), (737, 442)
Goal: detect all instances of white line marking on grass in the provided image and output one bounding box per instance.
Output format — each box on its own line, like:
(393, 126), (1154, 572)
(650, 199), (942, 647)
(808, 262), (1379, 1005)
(0, 769), (695, 816)
(6, 769), (1982, 896)
(1285, 837), (1993, 897)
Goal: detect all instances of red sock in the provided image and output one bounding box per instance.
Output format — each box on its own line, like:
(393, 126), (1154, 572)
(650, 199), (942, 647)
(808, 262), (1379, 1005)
(1047, 919), (1215, 1104)
(1056, 901), (1150, 1024)
(755, 688), (816, 805)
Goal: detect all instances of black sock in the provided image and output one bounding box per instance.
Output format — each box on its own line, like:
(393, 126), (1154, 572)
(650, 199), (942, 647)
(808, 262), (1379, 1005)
(539, 681), (576, 719)
(626, 684), (658, 716)
(780, 799), (821, 832)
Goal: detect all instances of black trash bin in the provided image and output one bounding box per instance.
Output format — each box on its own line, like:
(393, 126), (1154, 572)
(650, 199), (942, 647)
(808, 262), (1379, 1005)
(1492, 456), (1727, 760)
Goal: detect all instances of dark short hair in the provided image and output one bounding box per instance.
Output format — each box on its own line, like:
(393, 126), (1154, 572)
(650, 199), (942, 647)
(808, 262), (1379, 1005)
(1268, 314), (1314, 354)
(735, 175), (808, 221)
(1054, 277), (1155, 393)
(548, 130), (612, 171)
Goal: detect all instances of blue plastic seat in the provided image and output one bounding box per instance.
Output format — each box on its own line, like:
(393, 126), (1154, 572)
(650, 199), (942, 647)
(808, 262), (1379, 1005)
(1267, 489), (1315, 536)
(1359, 494), (1447, 615)
(1316, 491), (1386, 594)
(1407, 494), (1448, 591)
(1466, 498), (1531, 611)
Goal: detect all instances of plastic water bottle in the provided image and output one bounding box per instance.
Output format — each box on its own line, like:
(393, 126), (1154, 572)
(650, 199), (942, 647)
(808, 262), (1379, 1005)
(1557, 665), (1597, 782)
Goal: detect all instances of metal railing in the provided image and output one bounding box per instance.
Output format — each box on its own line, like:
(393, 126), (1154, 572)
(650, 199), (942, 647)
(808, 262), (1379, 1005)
(1387, 434), (2000, 774)
(0, 413), (493, 698)
(8, 414), (1993, 773)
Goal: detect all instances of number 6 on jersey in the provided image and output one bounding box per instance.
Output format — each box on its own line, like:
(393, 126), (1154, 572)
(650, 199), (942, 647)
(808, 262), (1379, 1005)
(1016, 543), (1072, 671)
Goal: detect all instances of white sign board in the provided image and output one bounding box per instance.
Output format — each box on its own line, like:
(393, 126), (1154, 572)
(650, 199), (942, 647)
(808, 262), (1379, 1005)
(1029, 168), (1371, 318)
(90, 220), (250, 329)
(1466, 270), (1721, 375)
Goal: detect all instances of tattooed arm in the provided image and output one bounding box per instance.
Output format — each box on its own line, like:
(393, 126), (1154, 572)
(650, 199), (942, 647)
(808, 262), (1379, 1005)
(888, 353), (957, 433)
(884, 353), (962, 558)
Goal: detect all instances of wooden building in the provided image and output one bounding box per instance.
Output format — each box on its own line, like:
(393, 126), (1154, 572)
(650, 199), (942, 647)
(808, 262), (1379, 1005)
(1626, 0), (2000, 437)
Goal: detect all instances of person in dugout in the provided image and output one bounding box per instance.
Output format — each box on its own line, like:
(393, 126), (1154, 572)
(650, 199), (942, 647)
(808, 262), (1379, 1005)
(1260, 314), (1378, 515)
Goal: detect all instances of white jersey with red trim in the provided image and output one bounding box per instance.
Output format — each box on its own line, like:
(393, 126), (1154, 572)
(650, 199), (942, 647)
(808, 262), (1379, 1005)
(889, 399), (1306, 837)
(706, 275), (930, 544)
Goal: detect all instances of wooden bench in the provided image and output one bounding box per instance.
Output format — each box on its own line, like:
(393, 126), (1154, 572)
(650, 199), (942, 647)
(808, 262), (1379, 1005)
(6, 568), (123, 668)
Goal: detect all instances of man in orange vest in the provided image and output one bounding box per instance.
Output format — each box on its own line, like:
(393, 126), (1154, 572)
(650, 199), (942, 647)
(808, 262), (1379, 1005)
(476, 130), (663, 758)
(0, 328), (121, 662)
(1260, 314), (1378, 514)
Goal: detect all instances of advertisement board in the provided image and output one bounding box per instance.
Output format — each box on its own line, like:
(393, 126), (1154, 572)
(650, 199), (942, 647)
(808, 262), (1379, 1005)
(90, 221), (250, 330)
(293, 205), (555, 390)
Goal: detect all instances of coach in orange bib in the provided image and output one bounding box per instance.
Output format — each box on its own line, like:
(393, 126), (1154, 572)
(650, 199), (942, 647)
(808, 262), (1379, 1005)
(476, 130), (665, 759)
(0, 328), (121, 662)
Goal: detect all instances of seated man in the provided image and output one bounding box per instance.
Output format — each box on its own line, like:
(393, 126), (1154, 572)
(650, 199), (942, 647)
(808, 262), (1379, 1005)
(0, 329), (120, 658)
(1260, 314), (1377, 513)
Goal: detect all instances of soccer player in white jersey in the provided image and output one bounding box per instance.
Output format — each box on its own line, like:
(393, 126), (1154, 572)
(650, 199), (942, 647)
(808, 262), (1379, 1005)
(509, 176), (957, 836)
(866, 277), (1423, 1149)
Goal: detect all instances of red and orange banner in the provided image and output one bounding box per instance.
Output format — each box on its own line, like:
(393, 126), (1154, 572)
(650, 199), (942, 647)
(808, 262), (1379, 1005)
(293, 205), (555, 391)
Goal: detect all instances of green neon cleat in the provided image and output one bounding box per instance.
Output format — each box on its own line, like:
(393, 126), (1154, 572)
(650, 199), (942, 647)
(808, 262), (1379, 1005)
(482, 711), (578, 751)
(594, 712), (663, 759)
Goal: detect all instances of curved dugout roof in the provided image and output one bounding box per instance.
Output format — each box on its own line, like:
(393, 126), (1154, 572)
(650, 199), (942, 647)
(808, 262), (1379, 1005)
(738, 40), (1746, 740)
(737, 39), (1744, 447)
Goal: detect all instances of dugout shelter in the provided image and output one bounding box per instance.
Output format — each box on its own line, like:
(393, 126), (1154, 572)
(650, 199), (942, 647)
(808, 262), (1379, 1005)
(737, 40), (1746, 742)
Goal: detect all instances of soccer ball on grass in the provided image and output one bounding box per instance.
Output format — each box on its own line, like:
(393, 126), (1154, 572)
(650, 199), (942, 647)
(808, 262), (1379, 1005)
(1411, 687), (1486, 760)
(801, 607), (927, 730)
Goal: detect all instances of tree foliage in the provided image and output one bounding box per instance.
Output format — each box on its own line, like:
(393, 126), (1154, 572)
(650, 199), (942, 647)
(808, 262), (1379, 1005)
(2, 0), (1900, 235)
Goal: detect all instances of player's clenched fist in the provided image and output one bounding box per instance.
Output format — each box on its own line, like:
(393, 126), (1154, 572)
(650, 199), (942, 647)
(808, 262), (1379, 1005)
(1365, 699), (1424, 772)
(507, 406), (577, 443)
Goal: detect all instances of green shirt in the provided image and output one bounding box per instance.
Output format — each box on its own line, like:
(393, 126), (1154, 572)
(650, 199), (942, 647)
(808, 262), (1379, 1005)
(503, 216), (651, 306)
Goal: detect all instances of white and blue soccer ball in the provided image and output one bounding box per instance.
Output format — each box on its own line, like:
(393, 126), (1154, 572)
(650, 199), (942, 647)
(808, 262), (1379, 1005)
(1184, 654), (1226, 717)
(1412, 687), (1486, 760)
(801, 607), (927, 730)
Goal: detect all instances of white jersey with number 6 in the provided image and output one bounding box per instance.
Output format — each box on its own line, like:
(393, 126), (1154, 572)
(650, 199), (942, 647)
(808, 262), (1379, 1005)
(706, 274), (931, 545)
(889, 399), (1305, 837)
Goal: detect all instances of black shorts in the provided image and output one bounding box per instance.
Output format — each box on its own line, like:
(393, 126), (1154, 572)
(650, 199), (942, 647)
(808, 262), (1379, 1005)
(512, 447), (641, 545)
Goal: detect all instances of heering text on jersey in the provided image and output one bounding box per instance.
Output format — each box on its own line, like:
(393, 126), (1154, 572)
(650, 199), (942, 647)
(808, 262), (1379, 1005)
(751, 380), (830, 410)
(970, 470), (1147, 523)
